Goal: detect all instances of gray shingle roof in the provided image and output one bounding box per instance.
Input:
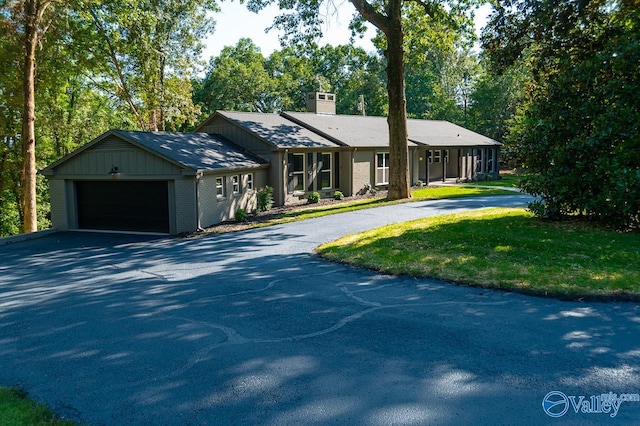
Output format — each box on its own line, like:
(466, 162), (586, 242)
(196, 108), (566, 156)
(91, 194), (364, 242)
(282, 112), (416, 147)
(282, 112), (500, 148)
(114, 130), (267, 171)
(216, 111), (341, 149)
(407, 120), (501, 147)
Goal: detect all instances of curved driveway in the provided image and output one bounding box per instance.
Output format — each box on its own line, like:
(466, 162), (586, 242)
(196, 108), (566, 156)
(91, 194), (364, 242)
(1, 195), (639, 425)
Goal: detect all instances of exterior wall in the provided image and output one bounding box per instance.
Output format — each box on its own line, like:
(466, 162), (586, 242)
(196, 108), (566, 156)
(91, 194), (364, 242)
(174, 178), (197, 234)
(198, 169), (268, 228)
(48, 179), (69, 231)
(352, 149), (373, 194)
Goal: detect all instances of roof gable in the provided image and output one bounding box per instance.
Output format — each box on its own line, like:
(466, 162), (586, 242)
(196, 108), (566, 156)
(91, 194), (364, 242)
(42, 130), (267, 174)
(213, 111), (342, 149)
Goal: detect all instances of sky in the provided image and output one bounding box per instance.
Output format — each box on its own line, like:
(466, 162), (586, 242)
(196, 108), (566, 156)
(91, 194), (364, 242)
(201, 2), (493, 60)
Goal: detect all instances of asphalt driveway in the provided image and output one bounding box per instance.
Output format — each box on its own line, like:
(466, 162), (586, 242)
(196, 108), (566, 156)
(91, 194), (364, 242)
(1, 195), (639, 425)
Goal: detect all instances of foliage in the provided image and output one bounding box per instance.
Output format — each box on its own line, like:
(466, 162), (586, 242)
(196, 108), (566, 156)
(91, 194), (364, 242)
(307, 191), (320, 204)
(196, 38), (275, 114)
(235, 208), (248, 222)
(196, 42), (388, 116)
(317, 208), (640, 299)
(333, 190), (344, 200)
(256, 186), (274, 211)
(0, 386), (75, 425)
(75, 0), (217, 131)
(483, 0), (640, 228)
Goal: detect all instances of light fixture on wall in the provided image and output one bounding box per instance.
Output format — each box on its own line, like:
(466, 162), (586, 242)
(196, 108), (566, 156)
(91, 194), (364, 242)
(109, 166), (120, 177)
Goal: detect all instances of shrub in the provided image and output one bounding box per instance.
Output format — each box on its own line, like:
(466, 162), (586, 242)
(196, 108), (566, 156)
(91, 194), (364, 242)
(256, 186), (274, 211)
(235, 208), (248, 222)
(307, 191), (320, 204)
(333, 190), (344, 200)
(369, 187), (379, 195)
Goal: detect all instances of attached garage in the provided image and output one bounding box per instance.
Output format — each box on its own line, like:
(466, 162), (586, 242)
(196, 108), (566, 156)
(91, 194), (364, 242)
(42, 130), (268, 235)
(75, 181), (170, 233)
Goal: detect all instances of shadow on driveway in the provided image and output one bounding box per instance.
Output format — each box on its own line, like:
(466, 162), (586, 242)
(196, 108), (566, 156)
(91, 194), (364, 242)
(1, 221), (639, 425)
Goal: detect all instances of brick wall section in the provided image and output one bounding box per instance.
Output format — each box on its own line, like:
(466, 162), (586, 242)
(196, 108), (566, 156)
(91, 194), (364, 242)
(174, 179), (197, 234)
(353, 149), (374, 194)
(49, 179), (69, 231)
(198, 172), (262, 229)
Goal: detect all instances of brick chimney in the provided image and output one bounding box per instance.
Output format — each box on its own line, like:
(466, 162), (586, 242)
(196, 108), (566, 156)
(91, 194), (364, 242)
(306, 92), (336, 115)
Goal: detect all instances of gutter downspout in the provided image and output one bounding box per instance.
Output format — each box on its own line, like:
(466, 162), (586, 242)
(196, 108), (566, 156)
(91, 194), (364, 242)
(195, 171), (203, 232)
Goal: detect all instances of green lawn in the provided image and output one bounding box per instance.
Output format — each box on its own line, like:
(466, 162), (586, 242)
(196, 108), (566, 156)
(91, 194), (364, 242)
(0, 387), (74, 426)
(464, 173), (522, 188)
(262, 186), (514, 224)
(317, 208), (640, 300)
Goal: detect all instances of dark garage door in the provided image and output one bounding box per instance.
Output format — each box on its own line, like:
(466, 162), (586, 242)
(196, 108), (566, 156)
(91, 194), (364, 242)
(76, 181), (170, 233)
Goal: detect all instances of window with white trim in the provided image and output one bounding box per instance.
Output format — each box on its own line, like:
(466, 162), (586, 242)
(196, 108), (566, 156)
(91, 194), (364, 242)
(232, 175), (240, 195)
(289, 153), (305, 192)
(216, 177), (225, 198)
(433, 150), (442, 163)
(318, 152), (332, 190)
(376, 152), (390, 185)
(246, 173), (254, 190)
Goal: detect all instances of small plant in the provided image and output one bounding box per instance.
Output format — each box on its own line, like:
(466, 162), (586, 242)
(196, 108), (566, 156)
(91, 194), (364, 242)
(257, 186), (274, 211)
(369, 187), (379, 195)
(307, 191), (320, 204)
(235, 208), (248, 222)
(333, 190), (344, 200)
(416, 180), (424, 187)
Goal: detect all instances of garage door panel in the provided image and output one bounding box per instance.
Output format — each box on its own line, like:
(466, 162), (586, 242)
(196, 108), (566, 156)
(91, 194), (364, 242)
(76, 181), (169, 233)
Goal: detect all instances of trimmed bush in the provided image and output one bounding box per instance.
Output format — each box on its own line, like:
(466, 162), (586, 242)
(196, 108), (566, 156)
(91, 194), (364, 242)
(257, 186), (274, 211)
(307, 191), (320, 204)
(333, 191), (344, 200)
(235, 208), (248, 222)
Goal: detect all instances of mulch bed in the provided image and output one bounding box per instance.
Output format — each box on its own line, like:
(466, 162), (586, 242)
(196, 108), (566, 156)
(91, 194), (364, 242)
(185, 191), (387, 237)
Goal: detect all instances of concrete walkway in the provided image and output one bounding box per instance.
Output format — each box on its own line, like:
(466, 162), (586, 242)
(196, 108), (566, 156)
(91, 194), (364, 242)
(1, 194), (639, 425)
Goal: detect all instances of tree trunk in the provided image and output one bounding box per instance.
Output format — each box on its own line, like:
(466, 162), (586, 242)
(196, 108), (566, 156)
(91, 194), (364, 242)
(385, 1), (411, 200)
(20, 0), (40, 233)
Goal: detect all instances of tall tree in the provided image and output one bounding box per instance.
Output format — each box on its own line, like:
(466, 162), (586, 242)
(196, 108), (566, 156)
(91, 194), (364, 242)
(196, 38), (275, 114)
(483, 0), (640, 228)
(3, 0), (58, 233)
(247, 0), (472, 199)
(78, 0), (216, 131)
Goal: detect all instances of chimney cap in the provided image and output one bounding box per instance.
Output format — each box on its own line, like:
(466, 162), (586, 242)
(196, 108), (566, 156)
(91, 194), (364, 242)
(307, 92), (336, 114)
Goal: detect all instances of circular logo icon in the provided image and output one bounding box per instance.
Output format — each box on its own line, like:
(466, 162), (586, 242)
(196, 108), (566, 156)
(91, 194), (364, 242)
(543, 391), (569, 418)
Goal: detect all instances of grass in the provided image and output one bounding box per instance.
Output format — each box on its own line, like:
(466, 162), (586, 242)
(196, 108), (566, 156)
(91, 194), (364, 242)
(255, 186), (515, 226)
(465, 173), (522, 188)
(0, 387), (74, 426)
(317, 208), (640, 300)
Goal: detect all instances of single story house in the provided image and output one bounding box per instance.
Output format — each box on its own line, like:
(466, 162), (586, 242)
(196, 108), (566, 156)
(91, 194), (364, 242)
(43, 92), (500, 234)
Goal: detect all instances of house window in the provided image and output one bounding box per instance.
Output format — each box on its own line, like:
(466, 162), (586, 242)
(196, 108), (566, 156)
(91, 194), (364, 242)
(487, 149), (494, 173)
(232, 175), (240, 194)
(433, 150), (442, 163)
(246, 173), (254, 190)
(216, 177), (225, 198)
(288, 153), (305, 192)
(318, 152), (332, 190)
(376, 152), (390, 185)
(444, 150), (449, 163)
(476, 148), (483, 173)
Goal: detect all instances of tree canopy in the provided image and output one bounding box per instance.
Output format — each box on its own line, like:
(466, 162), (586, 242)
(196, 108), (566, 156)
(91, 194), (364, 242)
(483, 0), (640, 228)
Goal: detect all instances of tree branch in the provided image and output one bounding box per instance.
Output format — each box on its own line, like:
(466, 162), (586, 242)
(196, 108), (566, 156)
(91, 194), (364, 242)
(348, 0), (390, 34)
